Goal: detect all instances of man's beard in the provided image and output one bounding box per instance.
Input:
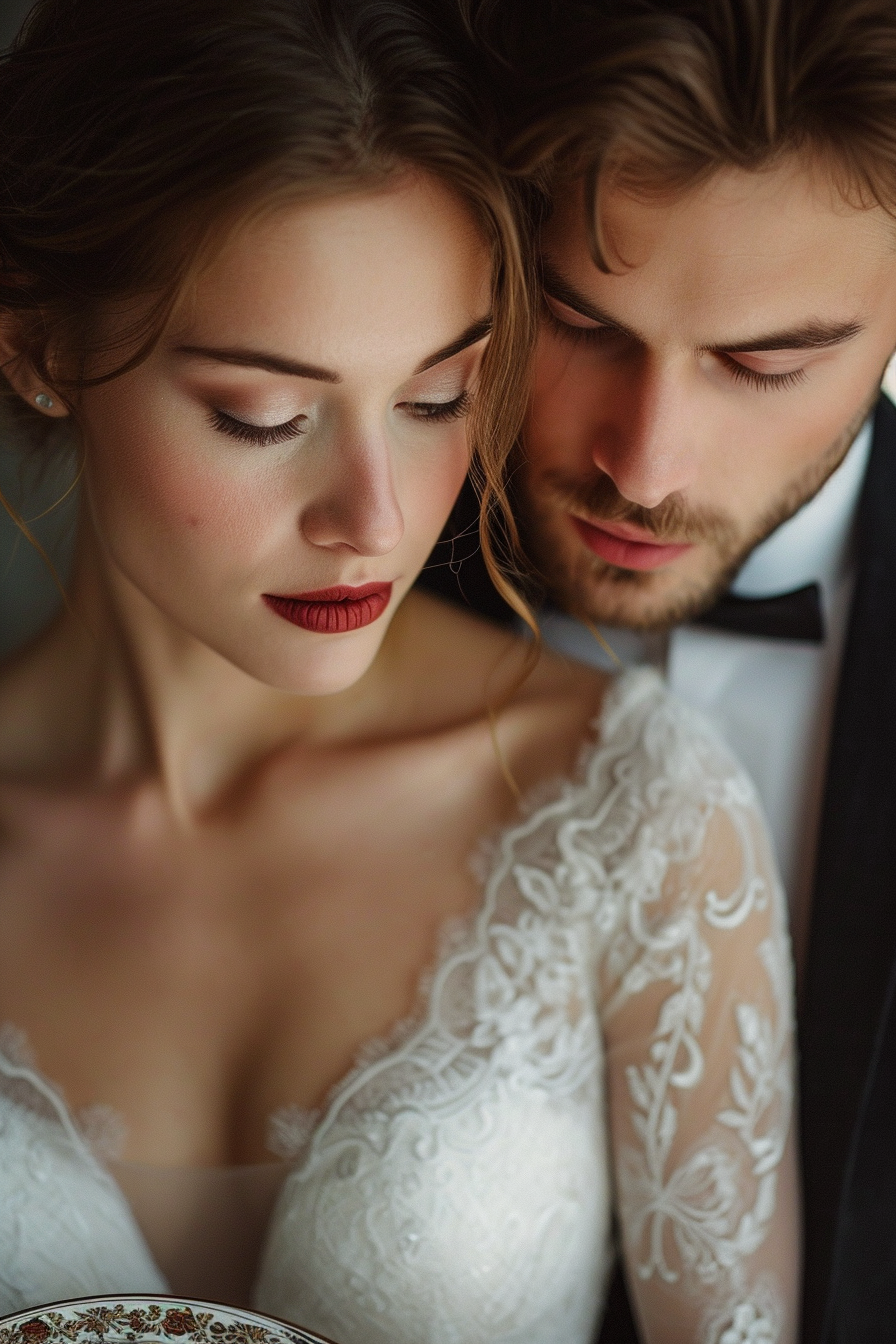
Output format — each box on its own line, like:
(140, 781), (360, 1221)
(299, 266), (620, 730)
(518, 398), (875, 632)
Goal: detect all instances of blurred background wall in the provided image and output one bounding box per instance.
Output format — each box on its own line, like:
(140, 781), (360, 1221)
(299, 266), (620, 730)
(0, 0), (77, 660)
(1, 0), (35, 49)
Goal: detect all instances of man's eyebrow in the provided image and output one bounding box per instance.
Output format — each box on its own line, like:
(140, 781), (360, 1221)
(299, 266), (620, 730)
(174, 346), (341, 382)
(540, 259), (634, 336)
(542, 257), (865, 357)
(414, 316), (493, 373)
(710, 321), (864, 354)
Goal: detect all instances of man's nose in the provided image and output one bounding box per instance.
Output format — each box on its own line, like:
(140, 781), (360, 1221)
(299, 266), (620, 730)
(300, 431), (405, 556)
(590, 359), (699, 509)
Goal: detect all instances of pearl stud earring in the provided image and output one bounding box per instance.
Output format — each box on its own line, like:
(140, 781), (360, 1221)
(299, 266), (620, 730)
(34, 392), (54, 410)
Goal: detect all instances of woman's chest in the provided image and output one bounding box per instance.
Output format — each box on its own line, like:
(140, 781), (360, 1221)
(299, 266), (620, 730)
(258, 1077), (612, 1342)
(0, 759), (506, 1164)
(0, 741), (620, 1327)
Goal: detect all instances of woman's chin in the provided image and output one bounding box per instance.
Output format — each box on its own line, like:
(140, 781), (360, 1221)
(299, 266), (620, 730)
(233, 626), (391, 698)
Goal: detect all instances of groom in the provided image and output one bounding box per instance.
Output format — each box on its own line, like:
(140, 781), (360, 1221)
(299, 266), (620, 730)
(459, 0), (896, 1340)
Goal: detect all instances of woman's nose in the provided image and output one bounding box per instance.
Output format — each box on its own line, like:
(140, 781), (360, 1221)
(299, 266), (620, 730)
(300, 432), (405, 556)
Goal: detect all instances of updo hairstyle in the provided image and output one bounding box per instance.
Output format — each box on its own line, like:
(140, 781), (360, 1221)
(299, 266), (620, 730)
(0, 0), (535, 614)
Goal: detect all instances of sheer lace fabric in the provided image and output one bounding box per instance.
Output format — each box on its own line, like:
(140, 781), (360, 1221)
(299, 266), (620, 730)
(0, 670), (796, 1344)
(0, 1033), (165, 1310)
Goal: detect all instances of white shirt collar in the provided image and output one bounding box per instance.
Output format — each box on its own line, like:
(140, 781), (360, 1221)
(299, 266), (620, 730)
(730, 419), (872, 606)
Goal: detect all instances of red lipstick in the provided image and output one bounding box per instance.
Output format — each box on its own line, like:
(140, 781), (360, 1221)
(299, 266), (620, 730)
(263, 583), (393, 634)
(571, 515), (693, 572)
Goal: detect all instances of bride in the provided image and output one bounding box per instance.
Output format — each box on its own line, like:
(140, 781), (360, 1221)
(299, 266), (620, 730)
(0, 0), (797, 1341)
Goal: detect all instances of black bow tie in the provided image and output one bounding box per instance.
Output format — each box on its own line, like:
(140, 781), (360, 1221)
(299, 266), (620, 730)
(694, 581), (825, 643)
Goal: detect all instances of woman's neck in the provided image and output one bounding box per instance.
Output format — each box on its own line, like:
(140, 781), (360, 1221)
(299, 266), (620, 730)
(0, 525), (400, 820)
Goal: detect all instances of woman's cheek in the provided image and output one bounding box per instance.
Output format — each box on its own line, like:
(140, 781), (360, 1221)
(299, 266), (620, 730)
(85, 413), (290, 580)
(404, 427), (470, 543)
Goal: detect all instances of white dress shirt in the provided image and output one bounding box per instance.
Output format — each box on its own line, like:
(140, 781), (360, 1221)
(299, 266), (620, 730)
(541, 421), (873, 960)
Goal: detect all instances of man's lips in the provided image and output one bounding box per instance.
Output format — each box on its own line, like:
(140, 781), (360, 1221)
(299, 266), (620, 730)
(263, 583), (393, 634)
(570, 515), (693, 572)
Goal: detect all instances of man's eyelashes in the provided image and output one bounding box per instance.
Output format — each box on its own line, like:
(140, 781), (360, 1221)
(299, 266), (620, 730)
(543, 294), (810, 391)
(720, 357), (808, 391)
(542, 299), (618, 347)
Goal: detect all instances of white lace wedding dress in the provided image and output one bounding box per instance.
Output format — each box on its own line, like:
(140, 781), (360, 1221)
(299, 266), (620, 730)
(0, 670), (795, 1344)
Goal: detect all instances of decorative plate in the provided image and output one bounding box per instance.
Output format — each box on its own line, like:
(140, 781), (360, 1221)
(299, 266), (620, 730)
(0, 1298), (335, 1344)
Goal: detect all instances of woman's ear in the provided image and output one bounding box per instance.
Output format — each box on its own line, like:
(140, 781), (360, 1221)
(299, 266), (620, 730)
(0, 319), (70, 418)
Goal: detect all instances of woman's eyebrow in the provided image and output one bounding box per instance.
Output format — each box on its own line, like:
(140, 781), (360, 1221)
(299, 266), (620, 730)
(174, 345), (341, 381)
(174, 316), (492, 381)
(414, 316), (492, 373)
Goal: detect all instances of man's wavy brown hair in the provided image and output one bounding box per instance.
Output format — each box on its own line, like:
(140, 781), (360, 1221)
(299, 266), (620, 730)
(469, 0), (896, 271)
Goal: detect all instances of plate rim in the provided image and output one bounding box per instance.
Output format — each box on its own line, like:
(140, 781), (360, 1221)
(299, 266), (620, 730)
(0, 1295), (337, 1344)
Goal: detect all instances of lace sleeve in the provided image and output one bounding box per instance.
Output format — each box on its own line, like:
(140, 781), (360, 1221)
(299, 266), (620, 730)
(596, 685), (798, 1344)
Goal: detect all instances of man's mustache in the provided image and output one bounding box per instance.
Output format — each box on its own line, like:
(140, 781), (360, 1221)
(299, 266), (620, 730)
(540, 468), (739, 549)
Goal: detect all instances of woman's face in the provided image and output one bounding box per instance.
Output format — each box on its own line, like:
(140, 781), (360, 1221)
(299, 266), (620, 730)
(74, 174), (492, 694)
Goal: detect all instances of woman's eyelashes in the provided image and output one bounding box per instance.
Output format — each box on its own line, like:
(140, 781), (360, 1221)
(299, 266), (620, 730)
(208, 407), (308, 445)
(401, 389), (470, 423)
(208, 388), (471, 445)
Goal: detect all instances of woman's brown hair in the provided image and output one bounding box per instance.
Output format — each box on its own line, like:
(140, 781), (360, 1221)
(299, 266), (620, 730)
(0, 0), (535, 619)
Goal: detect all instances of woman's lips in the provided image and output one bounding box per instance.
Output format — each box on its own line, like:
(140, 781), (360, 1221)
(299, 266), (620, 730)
(263, 583), (393, 634)
(570, 515), (693, 572)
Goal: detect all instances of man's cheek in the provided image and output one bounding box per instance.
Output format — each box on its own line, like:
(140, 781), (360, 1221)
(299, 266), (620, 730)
(524, 398), (573, 467)
(531, 331), (585, 402)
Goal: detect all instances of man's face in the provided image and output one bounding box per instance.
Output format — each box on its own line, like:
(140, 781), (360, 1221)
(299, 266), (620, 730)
(522, 158), (896, 628)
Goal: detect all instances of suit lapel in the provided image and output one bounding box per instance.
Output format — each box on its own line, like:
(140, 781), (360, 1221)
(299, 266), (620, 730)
(800, 393), (896, 1343)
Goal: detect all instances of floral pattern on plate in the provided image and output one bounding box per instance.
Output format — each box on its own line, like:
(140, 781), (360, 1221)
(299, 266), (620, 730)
(0, 1297), (335, 1344)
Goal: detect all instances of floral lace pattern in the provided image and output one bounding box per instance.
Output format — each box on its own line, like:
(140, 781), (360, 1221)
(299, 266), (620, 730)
(0, 1032), (165, 1311)
(256, 670), (795, 1344)
(0, 670), (795, 1344)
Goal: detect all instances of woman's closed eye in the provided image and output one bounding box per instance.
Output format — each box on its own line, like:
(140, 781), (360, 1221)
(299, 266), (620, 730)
(208, 407), (308, 445)
(398, 389), (471, 423)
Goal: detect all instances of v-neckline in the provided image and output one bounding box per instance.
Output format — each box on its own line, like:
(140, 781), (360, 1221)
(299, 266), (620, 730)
(0, 731), (589, 1156)
(0, 674), (636, 1298)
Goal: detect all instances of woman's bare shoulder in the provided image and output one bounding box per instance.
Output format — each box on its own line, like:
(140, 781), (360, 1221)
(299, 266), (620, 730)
(396, 589), (607, 701)
(391, 590), (611, 791)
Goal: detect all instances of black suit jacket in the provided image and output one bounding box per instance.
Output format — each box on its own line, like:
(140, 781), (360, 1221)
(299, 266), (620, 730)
(799, 392), (896, 1343)
(417, 394), (896, 1343)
